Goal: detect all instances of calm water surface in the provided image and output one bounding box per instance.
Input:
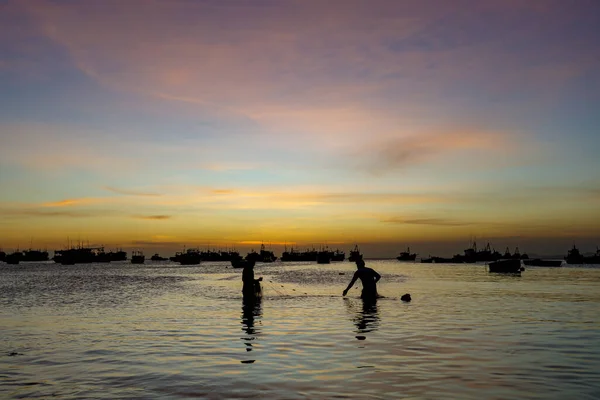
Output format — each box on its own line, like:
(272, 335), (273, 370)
(1, 260), (600, 399)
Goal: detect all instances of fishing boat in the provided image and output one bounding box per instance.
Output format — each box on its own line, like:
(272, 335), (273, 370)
(421, 256), (433, 263)
(488, 259), (524, 273)
(178, 248), (202, 265)
(246, 244), (277, 263)
(258, 244), (277, 262)
(584, 247), (600, 264)
(316, 250), (331, 264)
(231, 257), (255, 269)
(564, 245), (585, 264)
(6, 252), (22, 265)
(396, 247), (417, 261)
(0, 250), (5, 262)
(21, 249), (49, 262)
(281, 247), (318, 262)
(348, 245), (362, 262)
(53, 247), (102, 264)
(150, 253), (167, 261)
(523, 259), (563, 267)
(108, 249), (127, 262)
(330, 249), (345, 262)
(131, 251), (145, 264)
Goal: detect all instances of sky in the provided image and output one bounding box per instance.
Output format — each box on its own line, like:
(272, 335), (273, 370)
(1, 0), (599, 258)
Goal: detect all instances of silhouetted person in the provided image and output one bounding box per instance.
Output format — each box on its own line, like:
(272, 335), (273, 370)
(242, 262), (262, 300)
(342, 259), (381, 300)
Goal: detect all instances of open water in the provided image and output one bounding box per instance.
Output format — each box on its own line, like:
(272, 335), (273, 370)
(1, 260), (600, 399)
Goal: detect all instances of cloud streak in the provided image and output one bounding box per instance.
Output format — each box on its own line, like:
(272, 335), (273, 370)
(104, 186), (162, 197)
(132, 215), (171, 220)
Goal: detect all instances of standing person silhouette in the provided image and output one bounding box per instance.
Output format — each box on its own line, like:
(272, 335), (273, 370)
(242, 262), (262, 299)
(342, 259), (381, 300)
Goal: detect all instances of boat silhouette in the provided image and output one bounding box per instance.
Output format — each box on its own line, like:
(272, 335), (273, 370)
(246, 244), (277, 263)
(330, 249), (345, 261)
(584, 247), (600, 264)
(316, 249), (331, 264)
(131, 251), (145, 264)
(523, 259), (563, 267)
(348, 245), (362, 262)
(565, 245), (585, 264)
(396, 247), (416, 261)
(281, 246), (318, 262)
(488, 259), (524, 273)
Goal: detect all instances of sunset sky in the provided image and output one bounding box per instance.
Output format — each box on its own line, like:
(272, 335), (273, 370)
(1, 0), (599, 257)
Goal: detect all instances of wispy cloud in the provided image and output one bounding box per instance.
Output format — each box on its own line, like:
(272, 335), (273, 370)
(132, 215), (171, 220)
(42, 198), (108, 207)
(0, 208), (118, 218)
(382, 217), (476, 227)
(348, 129), (517, 174)
(104, 186), (162, 197)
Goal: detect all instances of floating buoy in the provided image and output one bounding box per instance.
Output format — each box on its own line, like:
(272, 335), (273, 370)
(401, 293), (411, 302)
(356, 335), (366, 340)
(241, 360), (255, 364)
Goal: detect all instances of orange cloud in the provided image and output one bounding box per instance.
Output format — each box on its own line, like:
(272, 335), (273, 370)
(42, 198), (105, 207)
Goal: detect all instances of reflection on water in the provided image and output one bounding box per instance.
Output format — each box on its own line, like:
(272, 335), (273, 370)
(241, 296), (262, 353)
(344, 297), (380, 334)
(1, 261), (600, 399)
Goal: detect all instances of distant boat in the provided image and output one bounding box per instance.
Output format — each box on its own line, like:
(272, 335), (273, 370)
(178, 248), (202, 265)
(21, 249), (49, 262)
(6, 252), (22, 265)
(584, 247), (600, 264)
(150, 253), (167, 261)
(564, 245), (585, 264)
(455, 242), (502, 263)
(523, 259), (563, 267)
(281, 247), (318, 262)
(53, 247), (102, 265)
(330, 249), (345, 262)
(348, 245), (362, 262)
(0, 250), (5, 262)
(108, 249), (127, 262)
(396, 247), (417, 261)
(131, 251), (145, 264)
(421, 257), (433, 263)
(488, 259), (524, 273)
(246, 244), (277, 263)
(231, 257), (255, 269)
(316, 250), (331, 264)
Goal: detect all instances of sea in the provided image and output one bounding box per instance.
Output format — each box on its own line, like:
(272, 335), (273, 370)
(1, 260), (599, 399)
